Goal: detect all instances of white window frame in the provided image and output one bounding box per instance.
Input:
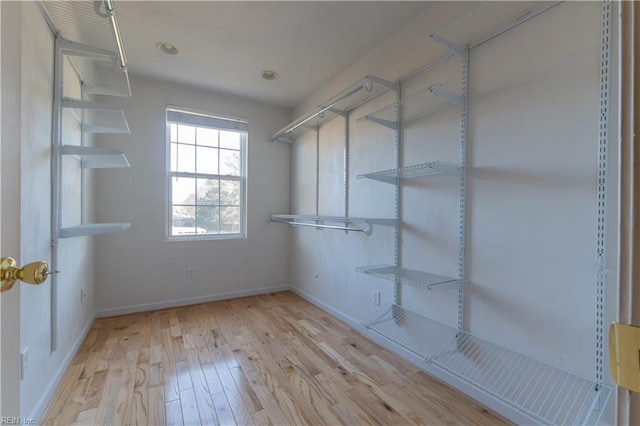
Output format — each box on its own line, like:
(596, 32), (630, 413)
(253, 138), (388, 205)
(166, 105), (247, 241)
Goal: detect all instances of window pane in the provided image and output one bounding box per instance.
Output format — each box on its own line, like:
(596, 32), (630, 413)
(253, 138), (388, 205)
(220, 131), (241, 150)
(197, 127), (218, 147)
(178, 124), (196, 144)
(172, 176), (196, 205)
(172, 206), (196, 235)
(220, 179), (240, 205)
(170, 123), (178, 142)
(196, 206), (219, 234)
(196, 146), (218, 175)
(196, 178), (219, 205)
(220, 207), (240, 233)
(177, 144), (196, 173)
(220, 149), (240, 175)
(170, 143), (177, 172)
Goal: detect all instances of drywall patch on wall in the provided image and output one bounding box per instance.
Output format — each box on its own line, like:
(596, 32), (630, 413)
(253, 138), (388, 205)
(94, 75), (290, 311)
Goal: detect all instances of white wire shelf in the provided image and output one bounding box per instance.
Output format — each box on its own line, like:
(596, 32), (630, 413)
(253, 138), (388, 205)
(357, 265), (460, 290)
(271, 214), (396, 235)
(357, 161), (461, 184)
(60, 223), (131, 238)
(271, 75), (398, 143)
(432, 2), (562, 55)
(62, 98), (130, 134)
(62, 145), (130, 169)
(357, 84), (462, 129)
(366, 305), (457, 360)
(431, 331), (611, 425)
(365, 305), (611, 425)
(39, 1), (131, 97)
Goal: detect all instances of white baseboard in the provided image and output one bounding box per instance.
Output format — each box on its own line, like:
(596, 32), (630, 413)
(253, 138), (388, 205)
(95, 285), (290, 318)
(289, 286), (532, 425)
(30, 313), (95, 423)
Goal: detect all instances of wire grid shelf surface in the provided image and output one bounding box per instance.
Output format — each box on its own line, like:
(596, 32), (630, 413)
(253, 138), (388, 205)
(431, 331), (611, 425)
(59, 223), (131, 238)
(62, 145), (130, 169)
(366, 305), (611, 425)
(65, 54), (130, 97)
(40, 1), (131, 97)
(63, 101), (130, 134)
(365, 305), (457, 360)
(357, 85), (461, 125)
(271, 75), (395, 142)
(357, 161), (461, 184)
(357, 265), (460, 290)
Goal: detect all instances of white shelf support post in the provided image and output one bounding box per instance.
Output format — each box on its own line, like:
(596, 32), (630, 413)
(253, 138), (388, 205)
(594, 0), (612, 408)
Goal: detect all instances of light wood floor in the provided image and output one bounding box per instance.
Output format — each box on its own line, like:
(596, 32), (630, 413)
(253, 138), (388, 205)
(42, 291), (509, 425)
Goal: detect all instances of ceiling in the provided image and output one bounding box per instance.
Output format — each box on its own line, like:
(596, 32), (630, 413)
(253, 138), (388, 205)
(116, 1), (431, 108)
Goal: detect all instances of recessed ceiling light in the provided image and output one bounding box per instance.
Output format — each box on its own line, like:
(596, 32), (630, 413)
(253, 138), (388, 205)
(261, 70), (279, 80)
(156, 42), (178, 55)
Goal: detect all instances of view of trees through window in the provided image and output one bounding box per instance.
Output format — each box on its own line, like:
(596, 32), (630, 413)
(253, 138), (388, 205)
(168, 110), (245, 237)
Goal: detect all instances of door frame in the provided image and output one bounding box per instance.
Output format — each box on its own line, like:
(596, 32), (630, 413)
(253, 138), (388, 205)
(618, 1), (639, 423)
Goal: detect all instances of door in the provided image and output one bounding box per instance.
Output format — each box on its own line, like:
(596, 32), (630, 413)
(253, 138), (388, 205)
(2, 1), (54, 418)
(1, 1), (23, 417)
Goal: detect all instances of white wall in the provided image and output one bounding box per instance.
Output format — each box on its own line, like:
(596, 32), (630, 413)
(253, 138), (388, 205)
(18, 2), (97, 419)
(94, 75), (290, 315)
(289, 2), (618, 423)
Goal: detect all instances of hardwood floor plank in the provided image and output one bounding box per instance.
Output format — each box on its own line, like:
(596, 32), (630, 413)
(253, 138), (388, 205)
(41, 292), (510, 426)
(178, 387), (200, 426)
(185, 349), (217, 425)
(212, 392), (236, 426)
(165, 398), (183, 426)
(329, 400), (379, 426)
(249, 409), (271, 426)
(73, 408), (97, 426)
(228, 366), (263, 413)
(148, 386), (166, 426)
(92, 362), (125, 426)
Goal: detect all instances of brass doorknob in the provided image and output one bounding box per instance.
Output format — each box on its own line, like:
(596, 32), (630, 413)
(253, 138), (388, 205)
(1, 257), (54, 293)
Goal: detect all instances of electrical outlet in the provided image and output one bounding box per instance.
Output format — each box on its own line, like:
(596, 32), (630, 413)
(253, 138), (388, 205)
(372, 290), (381, 306)
(187, 267), (196, 279)
(20, 347), (29, 379)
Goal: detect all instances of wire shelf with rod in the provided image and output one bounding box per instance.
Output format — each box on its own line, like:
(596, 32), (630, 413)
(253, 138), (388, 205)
(39, 0), (131, 97)
(357, 161), (462, 184)
(364, 304), (612, 425)
(271, 215), (396, 235)
(271, 75), (398, 143)
(357, 84), (463, 129)
(357, 265), (461, 290)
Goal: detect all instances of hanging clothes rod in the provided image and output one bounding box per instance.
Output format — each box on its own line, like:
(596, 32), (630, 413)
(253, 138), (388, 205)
(284, 221), (369, 233)
(103, 0), (128, 70)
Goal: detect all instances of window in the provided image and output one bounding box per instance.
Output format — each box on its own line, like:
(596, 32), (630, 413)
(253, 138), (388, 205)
(167, 107), (247, 239)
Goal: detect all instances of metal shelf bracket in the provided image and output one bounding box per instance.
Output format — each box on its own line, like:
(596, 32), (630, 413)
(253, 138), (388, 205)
(430, 35), (465, 58)
(365, 116), (398, 130)
(428, 85), (464, 107)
